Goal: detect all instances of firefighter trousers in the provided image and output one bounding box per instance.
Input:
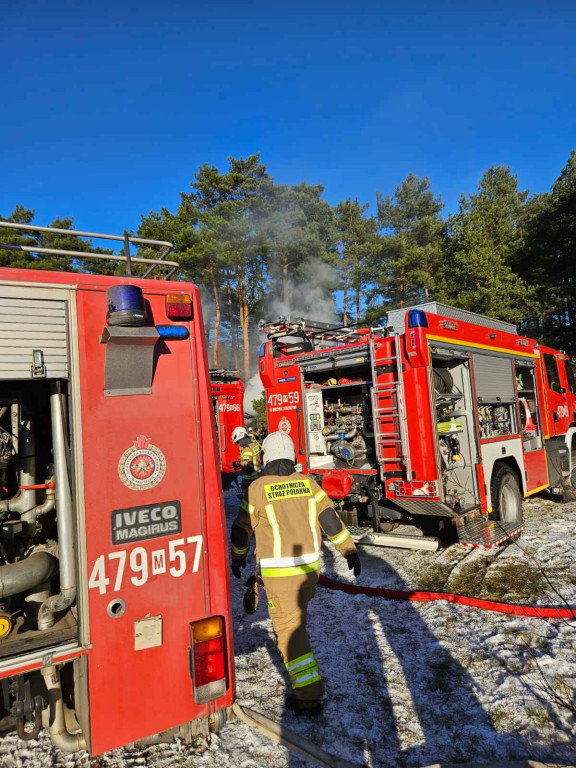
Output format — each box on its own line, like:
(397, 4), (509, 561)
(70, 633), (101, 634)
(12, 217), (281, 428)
(262, 571), (325, 701)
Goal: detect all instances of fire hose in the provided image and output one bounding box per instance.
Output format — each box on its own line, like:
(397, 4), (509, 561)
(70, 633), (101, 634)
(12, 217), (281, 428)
(318, 575), (576, 620)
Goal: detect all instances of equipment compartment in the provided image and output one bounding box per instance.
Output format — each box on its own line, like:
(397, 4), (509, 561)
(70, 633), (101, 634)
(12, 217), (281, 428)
(302, 362), (378, 472)
(430, 350), (480, 512)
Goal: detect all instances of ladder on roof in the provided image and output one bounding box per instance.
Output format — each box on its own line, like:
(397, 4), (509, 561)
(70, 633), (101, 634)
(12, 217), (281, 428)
(0, 221), (179, 279)
(369, 330), (412, 481)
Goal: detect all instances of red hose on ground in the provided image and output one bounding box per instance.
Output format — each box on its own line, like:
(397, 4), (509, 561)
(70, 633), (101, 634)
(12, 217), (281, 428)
(318, 575), (576, 620)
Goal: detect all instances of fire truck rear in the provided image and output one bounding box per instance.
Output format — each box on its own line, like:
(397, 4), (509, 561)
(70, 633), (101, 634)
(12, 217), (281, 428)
(0, 223), (234, 754)
(259, 304), (576, 549)
(210, 369), (245, 482)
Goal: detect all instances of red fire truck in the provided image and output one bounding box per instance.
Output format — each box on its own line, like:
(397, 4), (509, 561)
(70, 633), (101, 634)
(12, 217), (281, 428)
(0, 223), (234, 754)
(259, 304), (576, 549)
(210, 369), (245, 481)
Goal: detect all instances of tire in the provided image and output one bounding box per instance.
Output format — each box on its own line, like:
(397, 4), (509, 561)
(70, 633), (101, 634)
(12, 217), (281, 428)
(490, 463), (523, 525)
(571, 444), (576, 489)
(378, 521), (399, 533)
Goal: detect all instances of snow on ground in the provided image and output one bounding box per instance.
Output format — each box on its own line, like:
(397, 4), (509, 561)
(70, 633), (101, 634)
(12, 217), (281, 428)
(1, 494), (575, 767)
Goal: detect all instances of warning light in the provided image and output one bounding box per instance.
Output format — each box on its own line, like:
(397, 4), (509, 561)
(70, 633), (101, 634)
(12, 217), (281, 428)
(106, 285), (147, 327)
(407, 309), (428, 328)
(166, 294), (192, 320)
(156, 325), (189, 340)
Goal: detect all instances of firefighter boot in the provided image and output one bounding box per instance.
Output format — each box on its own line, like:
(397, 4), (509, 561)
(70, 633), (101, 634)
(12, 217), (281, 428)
(285, 693), (323, 717)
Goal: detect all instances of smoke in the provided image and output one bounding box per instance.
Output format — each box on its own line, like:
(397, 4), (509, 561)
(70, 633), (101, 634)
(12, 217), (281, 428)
(263, 256), (339, 324)
(243, 255), (339, 416)
(243, 372), (265, 417)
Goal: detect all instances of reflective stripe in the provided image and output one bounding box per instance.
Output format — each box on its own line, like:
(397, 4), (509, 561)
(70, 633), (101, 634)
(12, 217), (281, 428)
(308, 499), (319, 555)
(286, 652), (314, 672)
(261, 561), (321, 578)
(293, 670), (322, 688)
(232, 544), (248, 555)
(240, 499), (255, 515)
(289, 661), (317, 678)
(264, 504), (281, 559)
(330, 528), (351, 546)
(260, 553), (319, 568)
(314, 489), (327, 502)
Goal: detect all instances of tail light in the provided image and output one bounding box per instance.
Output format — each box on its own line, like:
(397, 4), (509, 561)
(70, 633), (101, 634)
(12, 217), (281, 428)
(166, 293), (193, 319)
(190, 616), (227, 704)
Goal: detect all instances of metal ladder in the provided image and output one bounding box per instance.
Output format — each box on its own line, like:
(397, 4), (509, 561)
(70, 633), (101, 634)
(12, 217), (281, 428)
(369, 331), (412, 481)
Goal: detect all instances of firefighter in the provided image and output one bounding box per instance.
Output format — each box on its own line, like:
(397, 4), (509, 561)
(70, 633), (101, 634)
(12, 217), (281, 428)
(232, 426), (261, 486)
(230, 431), (361, 716)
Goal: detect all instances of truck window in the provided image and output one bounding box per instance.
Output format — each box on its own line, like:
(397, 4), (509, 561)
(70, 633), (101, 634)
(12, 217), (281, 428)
(544, 354), (561, 392)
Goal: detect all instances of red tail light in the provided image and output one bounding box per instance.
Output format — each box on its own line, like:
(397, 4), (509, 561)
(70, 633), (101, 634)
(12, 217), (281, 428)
(190, 617), (228, 704)
(166, 293), (193, 319)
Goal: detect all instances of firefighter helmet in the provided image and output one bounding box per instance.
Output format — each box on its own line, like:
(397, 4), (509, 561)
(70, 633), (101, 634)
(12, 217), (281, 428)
(231, 426), (248, 444)
(261, 431), (296, 465)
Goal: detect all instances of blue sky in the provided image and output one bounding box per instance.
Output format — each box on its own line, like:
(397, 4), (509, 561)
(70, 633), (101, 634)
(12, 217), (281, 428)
(2, 0), (575, 238)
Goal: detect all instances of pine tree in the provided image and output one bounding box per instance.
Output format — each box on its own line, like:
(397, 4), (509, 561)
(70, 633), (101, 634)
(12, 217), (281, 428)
(517, 151), (576, 351)
(436, 166), (534, 322)
(374, 173), (443, 310)
(334, 198), (377, 323)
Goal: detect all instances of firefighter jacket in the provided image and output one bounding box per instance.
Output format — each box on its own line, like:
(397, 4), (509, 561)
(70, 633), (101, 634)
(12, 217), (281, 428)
(231, 459), (356, 578)
(238, 438), (261, 476)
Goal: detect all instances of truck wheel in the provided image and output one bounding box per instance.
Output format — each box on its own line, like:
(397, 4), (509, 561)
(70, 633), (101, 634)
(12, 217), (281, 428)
(571, 444), (576, 489)
(490, 464), (522, 525)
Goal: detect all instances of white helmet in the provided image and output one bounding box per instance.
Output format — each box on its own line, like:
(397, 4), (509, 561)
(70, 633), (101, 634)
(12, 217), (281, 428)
(232, 426), (248, 444)
(262, 431), (296, 465)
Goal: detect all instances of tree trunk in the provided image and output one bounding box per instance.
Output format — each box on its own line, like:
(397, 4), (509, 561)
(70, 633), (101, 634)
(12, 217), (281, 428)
(226, 282), (240, 370)
(282, 252), (290, 307)
(211, 273), (221, 367)
(238, 265), (250, 379)
(354, 249), (361, 322)
(342, 248), (348, 325)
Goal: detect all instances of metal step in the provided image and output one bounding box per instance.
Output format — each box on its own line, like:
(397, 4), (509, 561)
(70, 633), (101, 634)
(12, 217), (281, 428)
(348, 526), (440, 551)
(457, 518), (524, 548)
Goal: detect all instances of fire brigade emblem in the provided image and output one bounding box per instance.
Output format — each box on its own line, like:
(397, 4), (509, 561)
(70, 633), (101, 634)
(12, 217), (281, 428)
(118, 435), (166, 491)
(278, 416), (291, 435)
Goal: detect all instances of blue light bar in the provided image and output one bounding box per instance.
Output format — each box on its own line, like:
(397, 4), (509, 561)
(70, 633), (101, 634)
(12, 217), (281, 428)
(407, 309), (428, 328)
(156, 325), (189, 340)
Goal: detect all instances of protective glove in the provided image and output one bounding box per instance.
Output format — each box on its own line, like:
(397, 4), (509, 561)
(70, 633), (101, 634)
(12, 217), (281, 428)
(232, 559), (246, 579)
(345, 552), (361, 577)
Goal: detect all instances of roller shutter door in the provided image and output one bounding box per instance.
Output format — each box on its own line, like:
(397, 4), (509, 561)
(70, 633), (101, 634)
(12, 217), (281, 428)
(0, 296), (68, 379)
(472, 353), (515, 402)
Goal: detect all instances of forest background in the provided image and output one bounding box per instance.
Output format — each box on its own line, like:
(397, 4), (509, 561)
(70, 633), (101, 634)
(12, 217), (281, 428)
(1, 149), (575, 387)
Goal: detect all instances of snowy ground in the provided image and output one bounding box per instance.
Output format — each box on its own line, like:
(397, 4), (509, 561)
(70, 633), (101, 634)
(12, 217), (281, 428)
(1, 494), (575, 767)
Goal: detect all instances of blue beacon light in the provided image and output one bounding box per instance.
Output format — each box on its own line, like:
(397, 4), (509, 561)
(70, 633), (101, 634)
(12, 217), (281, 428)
(106, 285), (147, 327)
(407, 309), (428, 328)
